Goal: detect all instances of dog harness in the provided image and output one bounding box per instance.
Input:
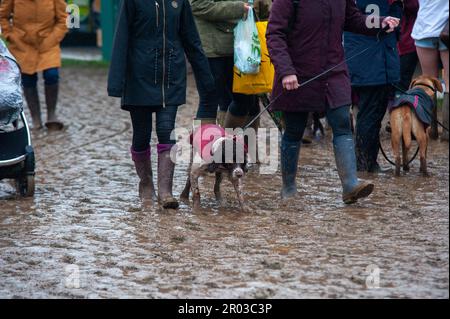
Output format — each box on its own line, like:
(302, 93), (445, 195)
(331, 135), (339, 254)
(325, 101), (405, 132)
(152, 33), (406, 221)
(390, 88), (435, 128)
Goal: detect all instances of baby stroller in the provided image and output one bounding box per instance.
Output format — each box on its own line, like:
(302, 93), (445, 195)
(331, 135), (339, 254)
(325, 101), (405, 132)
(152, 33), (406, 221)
(0, 40), (35, 197)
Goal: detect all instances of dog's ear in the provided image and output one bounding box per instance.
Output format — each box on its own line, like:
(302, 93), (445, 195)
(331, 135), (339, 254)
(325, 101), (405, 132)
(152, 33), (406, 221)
(431, 77), (444, 93)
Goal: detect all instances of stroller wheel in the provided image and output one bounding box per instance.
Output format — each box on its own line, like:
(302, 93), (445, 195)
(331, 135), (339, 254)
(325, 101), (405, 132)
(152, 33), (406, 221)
(16, 174), (35, 197)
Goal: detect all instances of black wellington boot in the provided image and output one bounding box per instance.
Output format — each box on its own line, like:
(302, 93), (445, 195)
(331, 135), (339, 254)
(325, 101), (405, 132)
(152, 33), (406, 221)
(280, 138), (301, 199)
(23, 86), (43, 129)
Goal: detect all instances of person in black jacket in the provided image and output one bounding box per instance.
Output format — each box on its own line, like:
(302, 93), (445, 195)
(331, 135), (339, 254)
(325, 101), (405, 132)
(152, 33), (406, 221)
(107, 0), (215, 209)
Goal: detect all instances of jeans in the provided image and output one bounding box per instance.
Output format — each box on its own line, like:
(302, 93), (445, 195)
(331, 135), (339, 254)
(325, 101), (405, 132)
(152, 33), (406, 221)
(196, 57), (259, 119)
(21, 68), (60, 88)
(353, 85), (390, 171)
(284, 105), (353, 143)
(129, 105), (178, 152)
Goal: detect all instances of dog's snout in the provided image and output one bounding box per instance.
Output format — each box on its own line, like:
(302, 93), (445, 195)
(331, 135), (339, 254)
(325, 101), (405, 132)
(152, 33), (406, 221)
(233, 168), (244, 179)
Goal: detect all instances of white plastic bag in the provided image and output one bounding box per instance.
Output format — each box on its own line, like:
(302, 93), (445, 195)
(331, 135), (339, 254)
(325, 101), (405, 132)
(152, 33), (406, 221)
(0, 40), (23, 126)
(234, 9), (261, 75)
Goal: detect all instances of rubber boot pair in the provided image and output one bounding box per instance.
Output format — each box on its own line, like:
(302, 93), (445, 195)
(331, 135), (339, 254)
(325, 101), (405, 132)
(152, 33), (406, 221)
(23, 84), (63, 130)
(131, 145), (179, 209)
(280, 135), (374, 204)
(441, 93), (449, 142)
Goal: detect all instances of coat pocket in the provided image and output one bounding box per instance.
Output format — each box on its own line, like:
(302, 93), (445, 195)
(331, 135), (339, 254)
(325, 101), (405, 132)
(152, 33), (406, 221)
(166, 43), (185, 89)
(8, 28), (27, 51)
(130, 43), (160, 84)
(38, 30), (58, 53)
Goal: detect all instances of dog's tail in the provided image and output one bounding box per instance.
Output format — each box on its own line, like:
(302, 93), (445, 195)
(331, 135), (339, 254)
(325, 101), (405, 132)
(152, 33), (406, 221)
(402, 108), (412, 150)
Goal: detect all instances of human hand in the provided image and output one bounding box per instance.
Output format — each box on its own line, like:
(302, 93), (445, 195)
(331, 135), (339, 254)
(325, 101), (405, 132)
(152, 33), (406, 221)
(381, 16), (400, 33)
(243, 3), (251, 19)
(282, 75), (300, 91)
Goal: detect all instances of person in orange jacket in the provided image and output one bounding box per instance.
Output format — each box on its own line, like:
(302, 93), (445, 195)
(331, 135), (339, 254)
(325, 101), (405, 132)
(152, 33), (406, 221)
(0, 0), (68, 130)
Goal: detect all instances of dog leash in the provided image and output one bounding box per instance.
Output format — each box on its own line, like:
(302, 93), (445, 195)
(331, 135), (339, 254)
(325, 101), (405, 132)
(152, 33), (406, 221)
(244, 26), (392, 130)
(379, 138), (419, 167)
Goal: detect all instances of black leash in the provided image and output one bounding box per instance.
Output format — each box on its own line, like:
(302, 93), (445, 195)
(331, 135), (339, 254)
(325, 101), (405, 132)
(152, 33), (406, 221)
(379, 140), (419, 167)
(244, 26), (392, 130)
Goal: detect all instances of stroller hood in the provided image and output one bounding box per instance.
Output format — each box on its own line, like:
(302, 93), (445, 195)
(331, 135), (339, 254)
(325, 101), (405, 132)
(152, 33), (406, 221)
(0, 39), (23, 126)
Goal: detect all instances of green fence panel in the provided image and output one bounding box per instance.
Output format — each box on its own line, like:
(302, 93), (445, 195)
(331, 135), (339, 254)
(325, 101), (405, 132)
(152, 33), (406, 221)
(101, 0), (120, 62)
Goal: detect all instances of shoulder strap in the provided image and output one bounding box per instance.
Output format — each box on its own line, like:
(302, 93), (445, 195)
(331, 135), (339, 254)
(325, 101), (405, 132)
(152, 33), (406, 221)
(288, 0), (299, 32)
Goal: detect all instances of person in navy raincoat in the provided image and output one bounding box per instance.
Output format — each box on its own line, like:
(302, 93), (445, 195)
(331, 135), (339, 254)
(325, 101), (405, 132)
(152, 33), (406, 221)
(108, 0), (215, 209)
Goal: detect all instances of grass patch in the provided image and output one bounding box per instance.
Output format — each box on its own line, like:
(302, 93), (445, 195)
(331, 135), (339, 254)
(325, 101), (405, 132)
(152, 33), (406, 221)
(62, 59), (110, 68)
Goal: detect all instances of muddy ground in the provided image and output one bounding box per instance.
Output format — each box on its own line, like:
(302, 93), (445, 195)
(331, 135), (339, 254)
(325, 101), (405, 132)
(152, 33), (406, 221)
(0, 67), (448, 299)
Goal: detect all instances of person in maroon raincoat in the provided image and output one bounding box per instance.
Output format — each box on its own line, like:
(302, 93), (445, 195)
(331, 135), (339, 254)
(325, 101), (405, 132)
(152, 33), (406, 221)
(266, 0), (399, 204)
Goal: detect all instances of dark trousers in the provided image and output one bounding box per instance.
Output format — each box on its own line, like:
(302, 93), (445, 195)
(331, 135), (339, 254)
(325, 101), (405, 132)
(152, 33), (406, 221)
(129, 106), (178, 152)
(284, 105), (352, 143)
(196, 57), (259, 119)
(399, 52), (418, 92)
(354, 85), (390, 172)
(21, 68), (60, 88)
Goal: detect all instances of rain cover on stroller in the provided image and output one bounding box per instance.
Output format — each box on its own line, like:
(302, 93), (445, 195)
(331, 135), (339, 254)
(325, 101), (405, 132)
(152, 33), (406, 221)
(0, 39), (23, 126)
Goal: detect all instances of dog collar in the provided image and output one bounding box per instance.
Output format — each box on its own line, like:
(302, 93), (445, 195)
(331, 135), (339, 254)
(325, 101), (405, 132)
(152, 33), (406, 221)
(414, 82), (437, 93)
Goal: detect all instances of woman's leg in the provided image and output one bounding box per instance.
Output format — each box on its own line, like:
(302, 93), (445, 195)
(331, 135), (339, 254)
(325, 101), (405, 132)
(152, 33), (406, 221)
(246, 95), (261, 132)
(327, 105), (374, 203)
(21, 73), (42, 129)
(196, 57), (233, 126)
(130, 108), (153, 152)
(130, 108), (156, 203)
(196, 58), (222, 123)
(43, 68), (63, 130)
(440, 49), (449, 141)
(280, 112), (308, 199)
(217, 57), (237, 126)
(156, 105), (179, 209)
(417, 45), (442, 139)
(224, 93), (257, 129)
(416, 46), (440, 78)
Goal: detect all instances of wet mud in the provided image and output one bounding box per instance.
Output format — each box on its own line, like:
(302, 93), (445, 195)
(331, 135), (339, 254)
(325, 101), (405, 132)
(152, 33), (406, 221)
(0, 67), (448, 298)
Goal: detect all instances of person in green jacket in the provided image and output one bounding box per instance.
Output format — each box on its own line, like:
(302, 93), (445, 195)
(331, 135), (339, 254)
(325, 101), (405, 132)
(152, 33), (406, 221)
(191, 0), (271, 129)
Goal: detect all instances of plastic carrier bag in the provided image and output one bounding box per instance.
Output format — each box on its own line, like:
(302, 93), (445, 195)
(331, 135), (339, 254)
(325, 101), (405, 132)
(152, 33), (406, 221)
(233, 21), (274, 94)
(234, 9), (261, 75)
(0, 39), (23, 126)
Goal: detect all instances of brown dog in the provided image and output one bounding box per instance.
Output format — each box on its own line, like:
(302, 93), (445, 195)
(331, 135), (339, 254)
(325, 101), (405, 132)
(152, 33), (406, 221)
(390, 75), (443, 177)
